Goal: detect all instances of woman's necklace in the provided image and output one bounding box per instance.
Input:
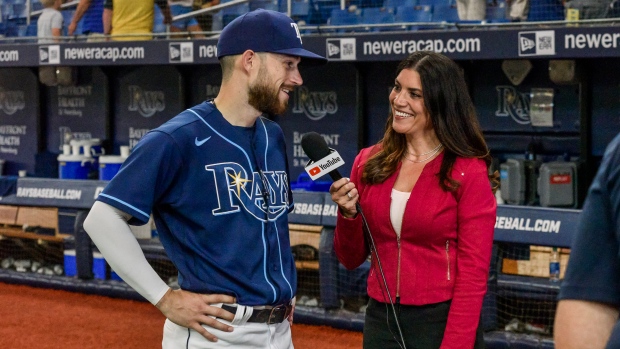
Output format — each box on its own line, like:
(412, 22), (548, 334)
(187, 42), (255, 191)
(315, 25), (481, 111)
(403, 144), (443, 163)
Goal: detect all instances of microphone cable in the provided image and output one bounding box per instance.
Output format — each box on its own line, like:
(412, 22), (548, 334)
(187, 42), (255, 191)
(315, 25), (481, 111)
(355, 201), (408, 349)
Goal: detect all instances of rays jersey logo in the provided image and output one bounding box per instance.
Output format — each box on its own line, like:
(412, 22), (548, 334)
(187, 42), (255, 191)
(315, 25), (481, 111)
(205, 162), (289, 222)
(496, 85), (531, 125)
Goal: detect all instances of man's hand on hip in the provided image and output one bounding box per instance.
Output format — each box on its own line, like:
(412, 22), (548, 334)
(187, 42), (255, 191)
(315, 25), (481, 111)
(156, 288), (237, 342)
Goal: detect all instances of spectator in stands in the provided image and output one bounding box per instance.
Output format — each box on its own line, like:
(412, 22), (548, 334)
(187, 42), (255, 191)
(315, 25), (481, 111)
(554, 132), (620, 349)
(506, 0), (528, 21)
(103, 0), (172, 40)
(456, 0), (486, 20)
(37, 0), (63, 43)
(564, 0), (613, 19)
(68, 0), (105, 40)
(38, 0), (63, 87)
(168, 0), (205, 38)
(329, 51), (498, 349)
(83, 9), (326, 349)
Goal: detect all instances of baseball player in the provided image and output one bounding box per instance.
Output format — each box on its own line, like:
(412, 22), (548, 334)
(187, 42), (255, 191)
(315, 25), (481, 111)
(83, 9), (326, 349)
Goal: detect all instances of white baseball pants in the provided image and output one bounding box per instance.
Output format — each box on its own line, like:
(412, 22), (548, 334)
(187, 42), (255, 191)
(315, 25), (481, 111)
(162, 305), (293, 349)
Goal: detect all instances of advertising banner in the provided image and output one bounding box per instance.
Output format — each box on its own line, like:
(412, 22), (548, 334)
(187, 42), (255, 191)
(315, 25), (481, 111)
(187, 65), (222, 106)
(113, 66), (185, 151)
(0, 68), (40, 175)
(45, 67), (109, 153)
(0, 45), (38, 67)
(273, 63), (361, 182)
(494, 205), (579, 248)
(0, 27), (619, 68)
(472, 60), (580, 133)
(363, 61), (399, 147)
(0, 178), (108, 209)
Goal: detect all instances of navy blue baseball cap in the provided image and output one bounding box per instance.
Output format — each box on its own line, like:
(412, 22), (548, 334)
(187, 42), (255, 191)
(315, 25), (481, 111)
(217, 9), (327, 64)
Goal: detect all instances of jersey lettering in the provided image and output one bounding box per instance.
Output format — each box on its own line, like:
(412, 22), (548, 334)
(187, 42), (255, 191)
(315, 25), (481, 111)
(205, 162), (289, 221)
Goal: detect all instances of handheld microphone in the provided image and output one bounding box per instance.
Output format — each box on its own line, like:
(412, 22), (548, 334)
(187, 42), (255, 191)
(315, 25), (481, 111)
(301, 132), (345, 182)
(300, 131), (408, 349)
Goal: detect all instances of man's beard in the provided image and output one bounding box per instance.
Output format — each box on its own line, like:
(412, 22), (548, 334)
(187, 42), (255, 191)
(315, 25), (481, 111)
(248, 66), (288, 116)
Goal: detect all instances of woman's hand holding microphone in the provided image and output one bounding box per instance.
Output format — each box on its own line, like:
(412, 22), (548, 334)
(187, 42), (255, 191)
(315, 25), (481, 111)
(329, 178), (358, 219)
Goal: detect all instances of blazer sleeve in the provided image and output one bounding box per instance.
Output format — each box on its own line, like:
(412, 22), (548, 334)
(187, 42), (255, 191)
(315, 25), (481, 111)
(333, 147), (372, 270)
(441, 159), (497, 349)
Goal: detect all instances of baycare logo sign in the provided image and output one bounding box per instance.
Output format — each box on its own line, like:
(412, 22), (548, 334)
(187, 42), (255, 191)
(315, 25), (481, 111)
(128, 85), (165, 117)
(292, 86), (338, 121)
(495, 85), (531, 125)
(0, 87), (25, 115)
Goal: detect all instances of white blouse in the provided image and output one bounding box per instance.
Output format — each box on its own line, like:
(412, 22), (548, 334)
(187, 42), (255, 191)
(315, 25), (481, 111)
(390, 188), (411, 238)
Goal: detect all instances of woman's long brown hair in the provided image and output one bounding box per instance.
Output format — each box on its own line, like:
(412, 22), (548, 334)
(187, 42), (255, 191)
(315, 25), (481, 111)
(363, 51), (499, 193)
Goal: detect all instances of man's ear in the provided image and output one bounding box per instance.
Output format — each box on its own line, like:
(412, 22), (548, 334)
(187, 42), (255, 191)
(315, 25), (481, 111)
(241, 50), (256, 74)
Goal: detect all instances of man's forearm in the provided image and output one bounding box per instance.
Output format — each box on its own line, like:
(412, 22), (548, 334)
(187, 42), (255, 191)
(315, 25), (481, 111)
(71, 0), (92, 26)
(555, 299), (619, 349)
(83, 201), (169, 305)
(103, 8), (112, 35)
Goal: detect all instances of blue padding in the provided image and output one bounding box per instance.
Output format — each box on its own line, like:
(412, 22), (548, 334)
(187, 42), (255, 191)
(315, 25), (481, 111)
(319, 227), (340, 308)
(484, 331), (512, 349)
(510, 333), (547, 348)
(0, 176), (18, 197)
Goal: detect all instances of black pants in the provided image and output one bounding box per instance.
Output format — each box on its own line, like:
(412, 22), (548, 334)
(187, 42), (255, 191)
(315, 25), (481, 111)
(363, 298), (485, 349)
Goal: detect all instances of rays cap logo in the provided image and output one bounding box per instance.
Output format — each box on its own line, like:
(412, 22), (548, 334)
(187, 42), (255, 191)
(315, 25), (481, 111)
(216, 9), (327, 65)
(518, 31), (556, 56)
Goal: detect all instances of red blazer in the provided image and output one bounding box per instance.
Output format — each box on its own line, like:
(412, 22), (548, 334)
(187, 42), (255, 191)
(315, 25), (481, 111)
(334, 146), (497, 349)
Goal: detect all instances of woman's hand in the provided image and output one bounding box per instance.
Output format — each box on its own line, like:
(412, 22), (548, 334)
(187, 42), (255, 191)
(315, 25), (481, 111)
(329, 178), (358, 218)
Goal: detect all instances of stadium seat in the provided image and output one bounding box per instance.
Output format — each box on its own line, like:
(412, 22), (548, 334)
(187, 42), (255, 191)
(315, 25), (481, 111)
(486, 1), (508, 21)
(2, 2), (14, 19)
(431, 3), (460, 22)
(395, 4), (433, 29)
(25, 22), (36, 36)
(610, 0), (620, 17)
(31, 0), (43, 12)
(383, 0), (417, 11)
(527, 0), (564, 21)
(328, 8), (360, 31)
(417, 0), (452, 6)
(217, 0), (251, 27)
(309, 0), (340, 24)
(361, 7), (397, 31)
(290, 0), (311, 22)
(250, 0), (279, 11)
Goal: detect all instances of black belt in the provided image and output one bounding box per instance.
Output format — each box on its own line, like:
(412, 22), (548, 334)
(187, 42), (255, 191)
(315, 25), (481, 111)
(221, 304), (292, 324)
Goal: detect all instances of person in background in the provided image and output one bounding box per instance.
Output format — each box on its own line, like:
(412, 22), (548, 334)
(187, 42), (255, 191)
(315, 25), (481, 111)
(168, 0), (205, 38)
(456, 0), (486, 20)
(554, 132), (620, 349)
(329, 51), (498, 349)
(37, 0), (63, 43)
(103, 0), (171, 40)
(38, 0), (63, 87)
(68, 0), (105, 40)
(564, 0), (614, 19)
(506, 0), (529, 21)
(83, 9), (326, 349)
